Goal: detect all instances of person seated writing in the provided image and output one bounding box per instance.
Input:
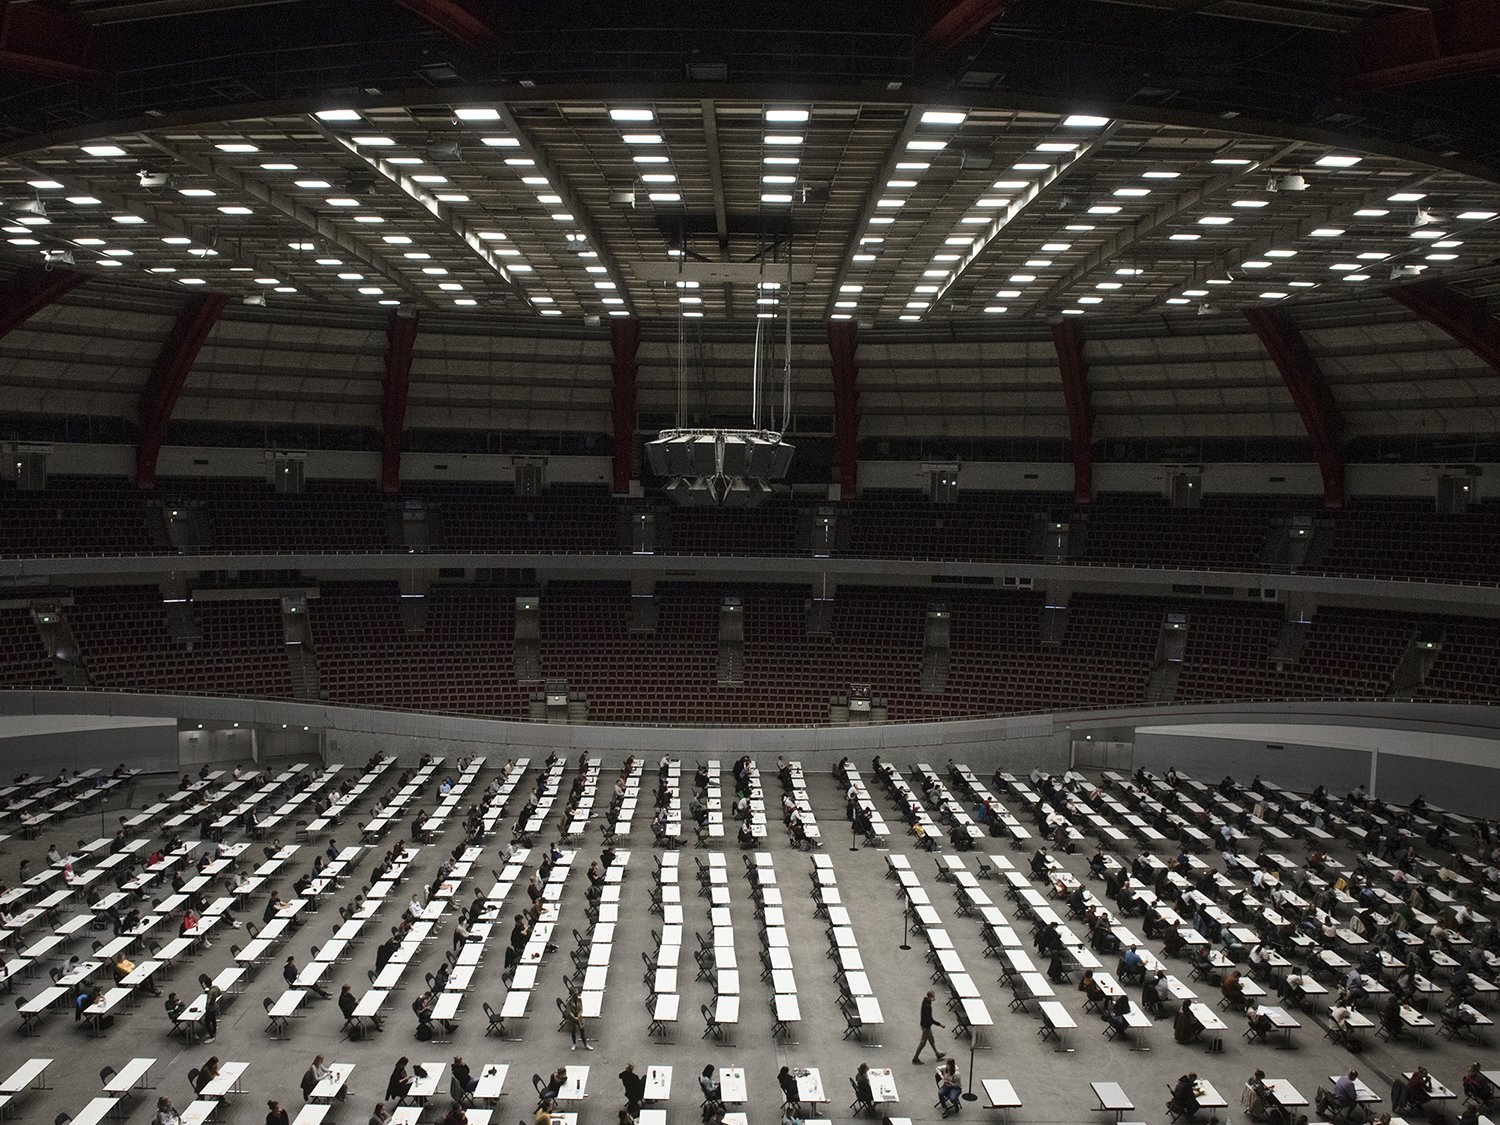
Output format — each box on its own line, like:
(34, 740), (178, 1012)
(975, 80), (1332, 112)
(1171, 1073), (1202, 1120)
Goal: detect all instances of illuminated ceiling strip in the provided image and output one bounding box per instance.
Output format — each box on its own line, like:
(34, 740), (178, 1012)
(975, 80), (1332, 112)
(926, 123), (1119, 314)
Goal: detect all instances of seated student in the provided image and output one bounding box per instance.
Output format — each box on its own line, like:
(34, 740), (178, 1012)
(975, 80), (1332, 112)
(1162, 926), (1186, 958)
(1119, 945), (1146, 984)
(698, 1065), (721, 1106)
(1245, 1001), (1274, 1040)
(1104, 993), (1131, 1036)
(777, 1066), (800, 1113)
(852, 1063), (876, 1112)
(1173, 999), (1203, 1044)
(1080, 970), (1106, 1008)
(1328, 992), (1354, 1041)
(542, 1067), (570, 1103)
(1443, 991), (1477, 1033)
(736, 822), (754, 849)
(934, 1059), (962, 1117)
(1171, 1074), (1202, 1120)
(1316, 1070), (1359, 1119)
(1463, 1062), (1495, 1106)
(1404, 1068), (1433, 1113)
(1221, 969), (1247, 1010)
(1243, 1070), (1288, 1125)
(1144, 970), (1171, 1018)
(1381, 992), (1405, 1039)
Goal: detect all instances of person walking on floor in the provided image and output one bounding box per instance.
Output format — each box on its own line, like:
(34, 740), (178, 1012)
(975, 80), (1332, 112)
(913, 989), (945, 1063)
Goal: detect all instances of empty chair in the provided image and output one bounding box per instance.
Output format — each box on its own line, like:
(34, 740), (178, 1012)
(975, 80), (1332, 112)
(483, 1002), (503, 1036)
(701, 1003), (722, 1040)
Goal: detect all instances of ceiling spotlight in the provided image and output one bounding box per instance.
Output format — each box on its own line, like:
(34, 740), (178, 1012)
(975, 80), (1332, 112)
(137, 170), (174, 189)
(1266, 174), (1307, 192)
(41, 249), (74, 265)
(1411, 208), (1440, 228)
(1390, 264), (1424, 280)
(13, 199), (45, 216)
(426, 142), (464, 163)
(1197, 302), (1217, 316)
(242, 292), (267, 306)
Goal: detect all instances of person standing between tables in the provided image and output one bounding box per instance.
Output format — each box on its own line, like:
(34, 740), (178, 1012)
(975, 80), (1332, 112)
(913, 989), (945, 1063)
(266, 1100), (290, 1125)
(566, 985), (593, 1050)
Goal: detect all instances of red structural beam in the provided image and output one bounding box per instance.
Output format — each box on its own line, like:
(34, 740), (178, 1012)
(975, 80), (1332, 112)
(827, 320), (860, 498)
(1050, 320), (1095, 506)
(919, 0), (1012, 52)
(0, 266), (89, 341)
(1345, 0), (1500, 91)
(610, 317), (641, 495)
(1245, 307), (1345, 510)
(382, 311), (420, 494)
(0, 2), (107, 81)
(135, 293), (228, 491)
(1387, 278), (1500, 376)
(396, 0), (498, 50)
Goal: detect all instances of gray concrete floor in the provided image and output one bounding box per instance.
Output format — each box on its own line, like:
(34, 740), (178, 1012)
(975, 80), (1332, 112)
(0, 759), (1489, 1125)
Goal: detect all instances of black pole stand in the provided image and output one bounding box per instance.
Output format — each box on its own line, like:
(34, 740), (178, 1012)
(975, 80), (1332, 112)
(962, 1029), (979, 1102)
(899, 907), (911, 951)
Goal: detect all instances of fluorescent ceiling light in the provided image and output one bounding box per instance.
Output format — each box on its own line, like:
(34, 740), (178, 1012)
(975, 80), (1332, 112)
(984, 306), (1007, 314)
(1232, 199), (1268, 208)
(455, 107), (500, 121)
(1063, 114), (1109, 127)
(27, 180), (62, 189)
(217, 205), (252, 214)
(610, 108), (654, 121)
(1309, 227), (1344, 237)
(1353, 208), (1389, 217)
(642, 174), (677, 183)
(761, 193), (792, 204)
(1142, 171), (1180, 179)
(66, 196), (101, 205)
(764, 156), (800, 165)
(1087, 205), (1121, 214)
(1259, 291), (1288, 299)
(352, 136), (394, 146)
(215, 143), (258, 152)
(1009, 274), (1036, 284)
(388, 157), (423, 165)
(435, 193), (468, 202)
(1315, 154), (1361, 167)
(1078, 296), (1103, 305)
(1042, 243), (1071, 252)
(975, 197), (1009, 208)
(896, 161), (929, 171)
(1013, 163), (1050, 171)
(411, 174), (448, 184)
(991, 180), (1028, 190)
(764, 134), (804, 145)
(633, 155), (669, 164)
(907, 140), (947, 151)
(260, 163), (297, 171)
(920, 110), (966, 126)
(355, 215), (384, 222)
(295, 180), (331, 189)
(178, 278), (205, 285)
(1114, 187), (1150, 197)
(622, 134), (663, 144)
(479, 136), (520, 147)
(648, 192), (681, 202)
(315, 109), (361, 121)
(1264, 249), (1297, 257)
(111, 214), (146, 223)
(476, 231), (507, 240)
(82, 144), (126, 156)
(1198, 215), (1233, 225)
(1458, 211), (1497, 220)
(1242, 260), (1271, 269)
(1210, 157), (1251, 166)
(1169, 233), (1200, 241)
(179, 188), (216, 197)
(1035, 142), (1078, 152)
(766, 109), (809, 123)
(1388, 192), (1426, 202)
(325, 197), (360, 206)
(1025, 258), (1052, 267)
(763, 175), (797, 185)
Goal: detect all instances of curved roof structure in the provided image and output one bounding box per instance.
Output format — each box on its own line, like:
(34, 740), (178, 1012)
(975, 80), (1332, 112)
(0, 0), (1498, 496)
